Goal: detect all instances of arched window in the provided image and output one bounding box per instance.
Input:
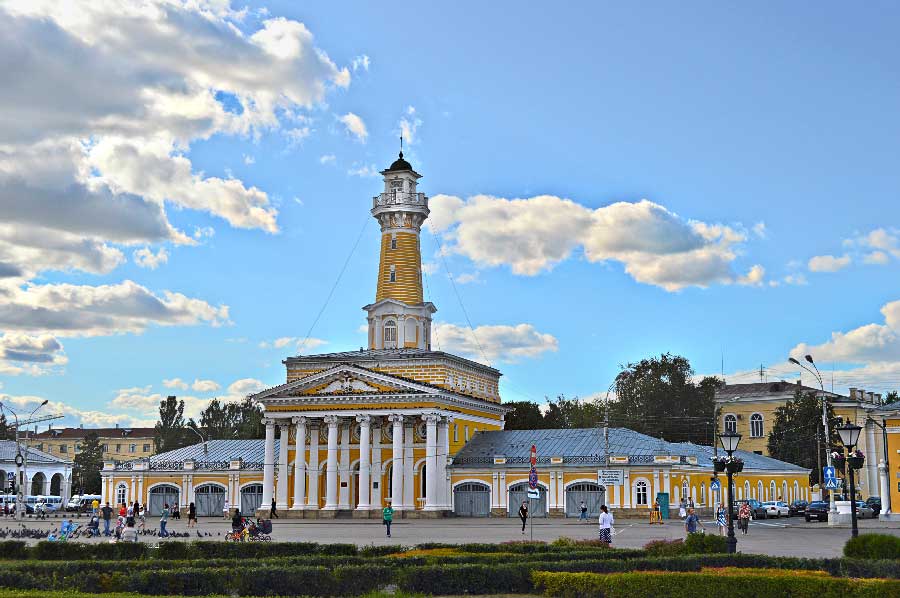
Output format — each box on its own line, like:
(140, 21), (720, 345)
(757, 481), (763, 500)
(681, 480), (689, 502)
(770, 481), (777, 502)
(116, 484), (127, 506)
(635, 481), (648, 506)
(700, 482), (706, 504)
(420, 464), (427, 499)
(383, 320), (397, 349)
(750, 413), (764, 438)
(744, 481), (751, 500)
(724, 414), (737, 433)
(793, 481), (799, 502)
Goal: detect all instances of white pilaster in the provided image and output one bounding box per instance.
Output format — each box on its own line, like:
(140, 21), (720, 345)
(339, 423), (351, 509)
(262, 418), (275, 509)
(424, 414), (439, 510)
(548, 471), (557, 510)
(372, 422), (383, 507)
(866, 421), (878, 498)
(879, 460), (891, 514)
(356, 415), (372, 510)
(389, 415), (404, 508)
(323, 415), (340, 510)
(130, 476), (136, 505)
(491, 472), (499, 509)
(292, 417), (307, 509)
(374, 316), (383, 349)
(403, 421), (415, 509)
(398, 315), (406, 347)
(499, 471), (507, 509)
(276, 422), (290, 509)
(307, 422), (320, 509)
(437, 417), (450, 507)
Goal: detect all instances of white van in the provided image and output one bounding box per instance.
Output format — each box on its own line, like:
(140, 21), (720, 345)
(66, 495), (82, 512)
(36, 495), (63, 512)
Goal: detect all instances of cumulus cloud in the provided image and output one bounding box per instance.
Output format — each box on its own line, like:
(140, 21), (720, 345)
(428, 194), (762, 291)
(808, 254), (851, 273)
(347, 163), (379, 178)
(162, 378), (189, 390)
(191, 379), (221, 393)
(0, 333), (67, 375)
(338, 112), (368, 142)
(1, 392), (154, 427)
(433, 322), (558, 364)
(398, 106), (422, 145)
(319, 154), (336, 165)
(351, 55), (370, 72)
(259, 336), (327, 353)
(863, 251), (890, 265)
(109, 377), (268, 421)
(133, 247), (169, 270)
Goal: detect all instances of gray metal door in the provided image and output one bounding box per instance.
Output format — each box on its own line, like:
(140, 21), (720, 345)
(453, 483), (490, 517)
(508, 483), (547, 518)
(194, 485), (225, 517)
(565, 483), (606, 518)
(148, 485), (179, 517)
(241, 484), (264, 516)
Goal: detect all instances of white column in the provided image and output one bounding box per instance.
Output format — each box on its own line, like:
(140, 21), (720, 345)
(403, 420), (415, 509)
(339, 423), (351, 509)
(292, 417), (307, 509)
(356, 415), (372, 510)
(306, 422), (320, 509)
(622, 472), (631, 508)
(499, 471), (507, 509)
(323, 415), (340, 510)
(371, 423), (383, 507)
(879, 460), (891, 514)
(276, 422), (290, 509)
(438, 417), (450, 507)
(548, 471), (557, 510)
(398, 315), (406, 347)
(865, 421), (878, 498)
(130, 476), (136, 504)
(389, 415), (404, 508)
(424, 414), (439, 510)
(374, 316), (383, 349)
(262, 419), (275, 509)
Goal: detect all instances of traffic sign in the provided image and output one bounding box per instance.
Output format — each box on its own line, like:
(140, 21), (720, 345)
(527, 489), (540, 500)
(710, 478), (721, 491)
(5, 472), (13, 482)
(530, 445), (537, 467)
(824, 478), (841, 490)
(528, 466), (538, 489)
(823, 466), (836, 482)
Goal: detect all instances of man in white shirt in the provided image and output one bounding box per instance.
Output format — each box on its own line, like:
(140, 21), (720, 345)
(598, 504), (614, 546)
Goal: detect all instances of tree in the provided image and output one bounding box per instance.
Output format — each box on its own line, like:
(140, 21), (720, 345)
(503, 401), (547, 430)
(154, 395), (189, 453)
(0, 413), (12, 441)
(884, 390), (899, 405)
(609, 353), (721, 445)
(543, 395), (606, 429)
(196, 397), (265, 440)
(767, 389), (840, 485)
(73, 432), (103, 494)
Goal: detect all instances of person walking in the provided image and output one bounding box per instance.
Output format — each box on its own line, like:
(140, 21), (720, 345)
(684, 507), (704, 535)
(223, 499), (230, 520)
(382, 500), (394, 538)
(269, 497), (278, 519)
(100, 502), (113, 536)
(738, 502), (751, 535)
(159, 503), (169, 538)
(678, 498), (687, 519)
(518, 500), (528, 534)
(137, 504), (146, 531)
(716, 503), (727, 536)
(579, 500), (588, 522)
(91, 498), (100, 515)
(598, 505), (614, 547)
(187, 502), (197, 528)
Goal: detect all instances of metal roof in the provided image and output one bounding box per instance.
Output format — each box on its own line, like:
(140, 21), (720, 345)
(283, 348), (501, 375)
(451, 428), (806, 472)
(716, 381), (844, 400)
(0, 440), (71, 465)
(145, 439), (272, 464)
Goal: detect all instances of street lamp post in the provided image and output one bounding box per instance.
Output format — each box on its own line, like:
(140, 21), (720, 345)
(837, 422), (862, 538)
(0, 400), (49, 520)
(719, 430), (742, 554)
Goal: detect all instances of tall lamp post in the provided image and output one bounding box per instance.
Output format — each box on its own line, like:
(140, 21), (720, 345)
(0, 400), (49, 520)
(718, 430), (742, 554)
(788, 354), (836, 519)
(837, 422), (862, 538)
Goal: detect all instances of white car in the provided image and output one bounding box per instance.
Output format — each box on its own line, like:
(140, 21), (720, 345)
(762, 501), (789, 518)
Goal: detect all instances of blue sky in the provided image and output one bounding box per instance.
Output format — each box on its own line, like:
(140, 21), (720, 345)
(1, 1), (899, 426)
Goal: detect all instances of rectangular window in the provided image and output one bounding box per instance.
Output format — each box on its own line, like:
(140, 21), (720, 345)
(129, 444), (136, 453)
(464, 426), (469, 441)
(59, 445), (67, 453)
(102, 444), (109, 452)
(75, 444), (81, 452)
(389, 265), (396, 282)
(143, 444), (151, 453)
(453, 425), (458, 442)
(390, 235), (397, 250)
(115, 444), (121, 453)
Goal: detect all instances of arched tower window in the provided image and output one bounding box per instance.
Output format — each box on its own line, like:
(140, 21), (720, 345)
(750, 413), (764, 438)
(724, 414), (737, 433)
(383, 320), (397, 349)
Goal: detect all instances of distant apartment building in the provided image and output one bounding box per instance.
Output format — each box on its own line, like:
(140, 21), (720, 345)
(32, 425), (156, 461)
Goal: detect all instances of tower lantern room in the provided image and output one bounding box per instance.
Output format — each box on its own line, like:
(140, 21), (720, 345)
(363, 152), (436, 351)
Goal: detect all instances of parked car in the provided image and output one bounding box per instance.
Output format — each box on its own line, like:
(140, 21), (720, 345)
(805, 501), (829, 522)
(788, 500), (809, 517)
(762, 501), (790, 518)
(865, 496), (881, 517)
(732, 499), (767, 520)
(855, 501), (875, 519)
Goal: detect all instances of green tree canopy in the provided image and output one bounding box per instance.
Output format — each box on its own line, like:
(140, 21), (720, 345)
(502, 401), (546, 430)
(609, 353), (721, 445)
(884, 390), (899, 405)
(767, 389), (840, 485)
(197, 397), (264, 440)
(154, 395), (190, 453)
(73, 431), (103, 494)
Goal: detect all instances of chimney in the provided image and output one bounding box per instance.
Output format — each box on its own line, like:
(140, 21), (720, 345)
(849, 387), (857, 400)
(867, 392), (875, 403)
(875, 393), (882, 404)
(115, 423), (119, 428)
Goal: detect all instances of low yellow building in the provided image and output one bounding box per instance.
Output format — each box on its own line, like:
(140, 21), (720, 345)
(33, 426), (156, 462)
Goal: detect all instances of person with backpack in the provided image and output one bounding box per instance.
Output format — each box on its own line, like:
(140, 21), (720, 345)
(518, 500), (528, 534)
(382, 500), (394, 538)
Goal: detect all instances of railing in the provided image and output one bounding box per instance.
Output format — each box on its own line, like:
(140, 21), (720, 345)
(114, 462), (133, 471)
(373, 192), (427, 209)
(194, 460), (231, 470)
(149, 460), (184, 471)
(453, 454), (692, 466)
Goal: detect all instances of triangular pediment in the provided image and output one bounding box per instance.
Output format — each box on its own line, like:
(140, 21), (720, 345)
(251, 363), (435, 401)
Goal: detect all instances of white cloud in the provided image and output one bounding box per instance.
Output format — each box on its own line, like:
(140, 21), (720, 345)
(133, 247), (169, 270)
(193, 227), (215, 240)
(433, 322), (558, 364)
(0, 333), (67, 376)
(192, 379), (221, 393)
(428, 194), (762, 291)
(347, 163), (379, 178)
(338, 112), (368, 143)
(398, 106), (422, 145)
(259, 336), (327, 353)
(351, 55), (370, 72)
(243, 155), (255, 165)
(808, 254), (851, 273)
(2, 392), (154, 428)
(162, 378), (189, 390)
(454, 272), (481, 284)
(791, 299), (900, 365)
(422, 262), (439, 276)
(782, 273), (808, 286)
(109, 377), (267, 421)
(863, 251), (890, 265)
(319, 154), (336, 165)
(752, 222), (767, 239)
(737, 265), (765, 286)
(284, 126), (312, 146)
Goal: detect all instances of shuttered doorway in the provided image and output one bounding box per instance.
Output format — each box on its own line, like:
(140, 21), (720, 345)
(194, 484), (226, 517)
(508, 482), (547, 518)
(565, 482), (606, 518)
(453, 482), (490, 517)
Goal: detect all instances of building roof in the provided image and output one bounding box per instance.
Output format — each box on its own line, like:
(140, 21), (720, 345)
(140, 439), (270, 465)
(716, 381), (844, 401)
(384, 151), (413, 173)
(34, 427), (155, 440)
(284, 348), (501, 376)
(0, 440), (71, 465)
(451, 427), (806, 472)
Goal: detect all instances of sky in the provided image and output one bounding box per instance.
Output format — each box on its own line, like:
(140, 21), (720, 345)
(1, 1), (899, 428)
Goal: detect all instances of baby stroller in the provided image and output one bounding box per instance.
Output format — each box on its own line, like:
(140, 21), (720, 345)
(85, 515), (101, 538)
(246, 518), (272, 542)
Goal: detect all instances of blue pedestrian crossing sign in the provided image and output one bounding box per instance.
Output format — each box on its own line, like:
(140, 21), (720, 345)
(823, 466), (836, 482)
(710, 478), (721, 491)
(824, 478), (841, 490)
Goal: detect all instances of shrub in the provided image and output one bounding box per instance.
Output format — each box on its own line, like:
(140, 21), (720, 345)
(844, 534), (900, 560)
(683, 533), (727, 554)
(396, 563), (533, 595)
(0, 541), (26, 560)
(643, 539), (685, 556)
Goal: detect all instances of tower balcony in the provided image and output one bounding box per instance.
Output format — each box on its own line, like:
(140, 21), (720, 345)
(373, 192), (428, 210)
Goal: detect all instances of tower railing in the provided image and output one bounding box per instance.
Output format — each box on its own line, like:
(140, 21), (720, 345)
(373, 192), (428, 209)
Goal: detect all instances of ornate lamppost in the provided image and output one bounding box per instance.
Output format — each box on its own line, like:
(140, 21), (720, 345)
(718, 430), (743, 554)
(837, 422), (863, 538)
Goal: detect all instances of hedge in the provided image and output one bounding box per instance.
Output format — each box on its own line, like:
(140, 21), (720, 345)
(844, 534), (900, 560)
(533, 570), (900, 598)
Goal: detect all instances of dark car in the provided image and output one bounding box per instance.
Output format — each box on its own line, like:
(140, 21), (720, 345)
(732, 498), (767, 520)
(788, 500), (809, 517)
(805, 501), (829, 522)
(863, 496), (881, 517)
